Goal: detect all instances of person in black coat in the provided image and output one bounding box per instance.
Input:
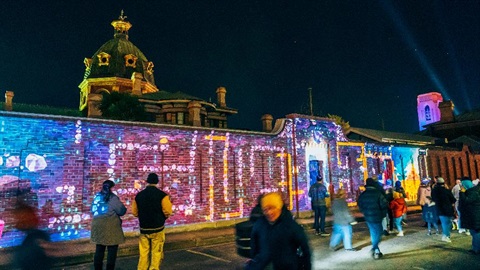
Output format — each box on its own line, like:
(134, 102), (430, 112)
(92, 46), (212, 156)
(431, 177), (456, 242)
(358, 178), (388, 260)
(246, 192), (311, 270)
(458, 176), (480, 254)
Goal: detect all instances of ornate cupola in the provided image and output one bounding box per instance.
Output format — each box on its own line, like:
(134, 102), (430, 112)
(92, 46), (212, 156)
(111, 10), (132, 40)
(78, 11), (158, 117)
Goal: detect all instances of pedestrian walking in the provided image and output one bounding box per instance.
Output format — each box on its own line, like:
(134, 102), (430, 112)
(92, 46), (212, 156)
(458, 176), (480, 255)
(389, 191), (407, 236)
(132, 173), (173, 270)
(422, 196), (439, 235)
(329, 189), (356, 251)
(357, 178), (389, 260)
(246, 192), (311, 270)
(91, 180), (127, 270)
(452, 179), (469, 235)
(308, 175), (330, 236)
(417, 179), (432, 227)
(431, 177), (456, 243)
(12, 202), (53, 270)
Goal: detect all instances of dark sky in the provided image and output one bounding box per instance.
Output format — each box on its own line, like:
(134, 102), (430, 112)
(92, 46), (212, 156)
(1, 1), (479, 132)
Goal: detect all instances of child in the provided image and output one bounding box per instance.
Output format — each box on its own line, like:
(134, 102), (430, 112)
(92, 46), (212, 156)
(329, 189), (356, 251)
(389, 191), (407, 236)
(422, 196), (439, 235)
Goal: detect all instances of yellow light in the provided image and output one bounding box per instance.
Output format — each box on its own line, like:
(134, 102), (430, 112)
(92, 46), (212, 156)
(204, 135), (227, 141)
(159, 137), (168, 144)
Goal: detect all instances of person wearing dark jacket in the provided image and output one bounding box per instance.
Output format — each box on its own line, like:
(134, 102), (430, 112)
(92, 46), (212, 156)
(459, 176), (480, 255)
(132, 173), (173, 270)
(431, 177), (456, 243)
(246, 192), (311, 270)
(358, 178), (388, 260)
(308, 175), (330, 236)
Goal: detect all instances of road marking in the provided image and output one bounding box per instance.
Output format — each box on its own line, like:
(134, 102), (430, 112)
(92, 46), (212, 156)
(186, 249), (232, 263)
(412, 267), (425, 270)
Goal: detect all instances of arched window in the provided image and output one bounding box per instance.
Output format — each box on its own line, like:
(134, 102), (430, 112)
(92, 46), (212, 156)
(425, 105), (431, 121)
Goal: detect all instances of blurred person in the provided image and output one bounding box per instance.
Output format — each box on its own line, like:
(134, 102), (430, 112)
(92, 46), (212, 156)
(249, 194), (264, 223)
(422, 196), (440, 235)
(91, 180), (127, 270)
(13, 201), (53, 270)
(369, 178), (390, 236)
(358, 178), (389, 260)
(431, 177), (456, 243)
(308, 175), (330, 236)
(452, 179), (469, 235)
(329, 189), (356, 251)
(384, 184), (395, 233)
(132, 173), (173, 270)
(246, 192), (311, 270)
(459, 176), (480, 255)
(417, 179), (432, 227)
(394, 181), (407, 199)
(389, 191), (407, 236)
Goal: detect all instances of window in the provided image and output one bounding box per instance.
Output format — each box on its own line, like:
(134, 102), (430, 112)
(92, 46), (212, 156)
(177, 112), (184, 125)
(97, 52), (111, 66)
(124, 54), (138, 68)
(425, 105), (431, 121)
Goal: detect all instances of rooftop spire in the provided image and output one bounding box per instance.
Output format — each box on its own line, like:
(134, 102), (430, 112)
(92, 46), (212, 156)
(111, 10), (132, 39)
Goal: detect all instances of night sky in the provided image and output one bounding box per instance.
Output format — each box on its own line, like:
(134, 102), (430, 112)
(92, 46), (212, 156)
(1, 1), (479, 132)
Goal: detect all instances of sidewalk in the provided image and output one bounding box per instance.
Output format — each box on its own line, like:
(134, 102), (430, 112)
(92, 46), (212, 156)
(0, 205), (421, 269)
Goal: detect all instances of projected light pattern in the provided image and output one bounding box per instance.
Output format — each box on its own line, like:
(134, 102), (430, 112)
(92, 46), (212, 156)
(380, 0), (457, 113)
(0, 112), (428, 248)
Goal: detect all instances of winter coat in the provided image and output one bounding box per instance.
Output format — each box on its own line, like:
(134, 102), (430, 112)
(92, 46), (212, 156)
(15, 229), (52, 270)
(389, 196), (407, 218)
(332, 198), (354, 225)
(459, 185), (480, 230)
(431, 185), (456, 217)
(308, 182), (329, 207)
(90, 192), (127, 246)
(358, 186), (388, 223)
(247, 207), (311, 270)
(422, 202), (439, 223)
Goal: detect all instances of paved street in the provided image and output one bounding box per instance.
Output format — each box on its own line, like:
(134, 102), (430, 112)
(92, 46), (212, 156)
(58, 213), (478, 270)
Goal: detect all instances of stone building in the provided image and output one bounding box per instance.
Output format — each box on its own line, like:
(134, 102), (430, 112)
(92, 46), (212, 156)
(79, 11), (237, 128)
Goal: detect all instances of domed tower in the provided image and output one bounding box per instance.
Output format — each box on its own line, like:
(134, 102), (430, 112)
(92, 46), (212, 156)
(79, 11), (158, 117)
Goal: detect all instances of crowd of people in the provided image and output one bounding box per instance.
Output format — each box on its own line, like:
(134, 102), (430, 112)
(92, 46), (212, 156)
(10, 172), (480, 270)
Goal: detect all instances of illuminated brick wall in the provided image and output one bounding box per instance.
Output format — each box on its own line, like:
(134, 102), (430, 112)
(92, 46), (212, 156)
(0, 112), (308, 247)
(1, 112), (440, 248)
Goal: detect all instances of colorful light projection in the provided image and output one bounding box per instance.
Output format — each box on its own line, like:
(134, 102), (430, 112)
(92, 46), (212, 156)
(391, 146), (422, 202)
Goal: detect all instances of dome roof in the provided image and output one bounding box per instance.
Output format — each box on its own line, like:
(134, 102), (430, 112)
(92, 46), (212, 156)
(83, 11), (156, 87)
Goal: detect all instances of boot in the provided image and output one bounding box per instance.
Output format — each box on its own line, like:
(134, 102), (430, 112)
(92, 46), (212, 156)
(94, 262), (103, 270)
(106, 263), (115, 270)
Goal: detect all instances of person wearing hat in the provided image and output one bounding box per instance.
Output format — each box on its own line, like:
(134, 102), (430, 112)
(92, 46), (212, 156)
(91, 180), (127, 270)
(132, 173), (173, 270)
(246, 192), (311, 270)
(357, 178), (389, 260)
(459, 176), (480, 255)
(308, 175), (330, 236)
(431, 177), (456, 243)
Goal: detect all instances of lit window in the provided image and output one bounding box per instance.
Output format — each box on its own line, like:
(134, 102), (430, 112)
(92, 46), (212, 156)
(425, 105), (431, 121)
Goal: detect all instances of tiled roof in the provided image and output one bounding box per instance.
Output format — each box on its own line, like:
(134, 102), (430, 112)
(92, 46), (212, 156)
(347, 127), (438, 145)
(141, 90), (205, 102)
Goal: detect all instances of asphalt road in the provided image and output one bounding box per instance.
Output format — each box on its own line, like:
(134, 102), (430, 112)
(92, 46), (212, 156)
(59, 213), (478, 270)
